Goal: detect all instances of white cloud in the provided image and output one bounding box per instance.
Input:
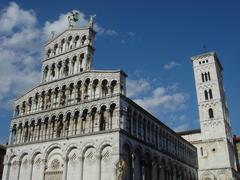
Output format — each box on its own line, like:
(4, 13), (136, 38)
(163, 61), (180, 70)
(0, 2), (36, 34)
(133, 85), (188, 113)
(0, 2), (42, 108)
(126, 78), (151, 98)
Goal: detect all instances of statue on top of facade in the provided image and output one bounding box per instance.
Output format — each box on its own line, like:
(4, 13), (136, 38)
(68, 11), (80, 28)
(88, 14), (96, 28)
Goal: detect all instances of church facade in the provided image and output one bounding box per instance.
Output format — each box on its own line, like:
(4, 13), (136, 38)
(1, 16), (198, 180)
(179, 52), (240, 180)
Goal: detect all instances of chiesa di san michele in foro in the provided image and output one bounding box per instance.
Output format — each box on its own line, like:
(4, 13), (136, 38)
(1, 12), (239, 180)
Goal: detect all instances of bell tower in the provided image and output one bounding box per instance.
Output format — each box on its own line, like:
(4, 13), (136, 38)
(192, 52), (237, 178)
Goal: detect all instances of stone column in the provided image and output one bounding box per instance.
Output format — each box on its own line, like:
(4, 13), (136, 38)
(113, 108), (119, 129)
(15, 128), (20, 144)
(48, 122), (52, 139)
(63, 157), (69, 180)
(16, 161), (21, 180)
(63, 119), (67, 137)
(71, 116), (75, 136)
(79, 156), (84, 180)
(29, 159), (34, 180)
(55, 66), (59, 80)
(42, 159), (47, 180)
(79, 116), (83, 134)
(38, 96), (42, 111)
(32, 99), (36, 112)
(75, 58), (79, 73)
(76, 115), (81, 135)
(19, 128), (23, 144)
(97, 154), (101, 180)
(46, 69), (50, 82)
(53, 119), (57, 138)
(2, 162), (10, 180)
(65, 88), (70, 105)
(71, 88), (76, 105)
(34, 123), (38, 141)
(94, 112), (100, 132)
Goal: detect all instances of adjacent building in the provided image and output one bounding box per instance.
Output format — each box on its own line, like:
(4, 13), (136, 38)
(0, 145), (6, 180)
(1, 15), (198, 180)
(234, 135), (240, 172)
(178, 52), (240, 180)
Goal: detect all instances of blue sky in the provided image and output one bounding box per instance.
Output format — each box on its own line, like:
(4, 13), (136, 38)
(0, 0), (239, 144)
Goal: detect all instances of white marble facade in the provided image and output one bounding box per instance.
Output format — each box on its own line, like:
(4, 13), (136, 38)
(2, 16), (198, 180)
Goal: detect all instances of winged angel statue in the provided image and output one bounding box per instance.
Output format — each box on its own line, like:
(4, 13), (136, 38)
(68, 11), (80, 28)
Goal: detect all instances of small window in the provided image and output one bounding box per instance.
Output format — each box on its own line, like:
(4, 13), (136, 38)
(200, 147), (203, 156)
(201, 73), (205, 82)
(209, 108), (214, 119)
(209, 89), (213, 99)
(199, 62), (201, 65)
(205, 73), (208, 81)
(208, 72), (211, 81)
(204, 90), (209, 100)
(203, 61), (205, 63)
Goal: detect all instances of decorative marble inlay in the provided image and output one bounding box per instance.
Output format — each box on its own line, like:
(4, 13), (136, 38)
(102, 150), (110, 161)
(35, 158), (42, 166)
(70, 153), (77, 161)
(51, 159), (60, 170)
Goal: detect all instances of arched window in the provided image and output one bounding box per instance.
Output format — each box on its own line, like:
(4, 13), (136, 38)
(200, 147), (203, 156)
(79, 53), (84, 72)
(209, 108), (214, 119)
(101, 80), (108, 97)
(74, 36), (80, 47)
(72, 56), (77, 74)
(92, 79), (99, 99)
(15, 105), (20, 117)
(47, 49), (51, 58)
(201, 73), (205, 82)
(53, 44), (58, 55)
(209, 89), (213, 99)
(204, 90), (209, 100)
(76, 81), (82, 102)
(67, 36), (73, 50)
(56, 114), (63, 137)
(51, 63), (56, 79)
(64, 59), (69, 76)
(204, 73), (208, 81)
(69, 83), (74, 104)
(110, 80), (117, 95)
(100, 106), (107, 131)
(81, 35), (87, 45)
(84, 79), (90, 100)
(208, 72), (211, 81)
(60, 39), (65, 53)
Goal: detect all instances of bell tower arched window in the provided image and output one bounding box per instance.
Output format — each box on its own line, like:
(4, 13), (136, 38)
(201, 73), (205, 82)
(209, 108), (214, 119)
(209, 89), (213, 99)
(204, 90), (209, 100)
